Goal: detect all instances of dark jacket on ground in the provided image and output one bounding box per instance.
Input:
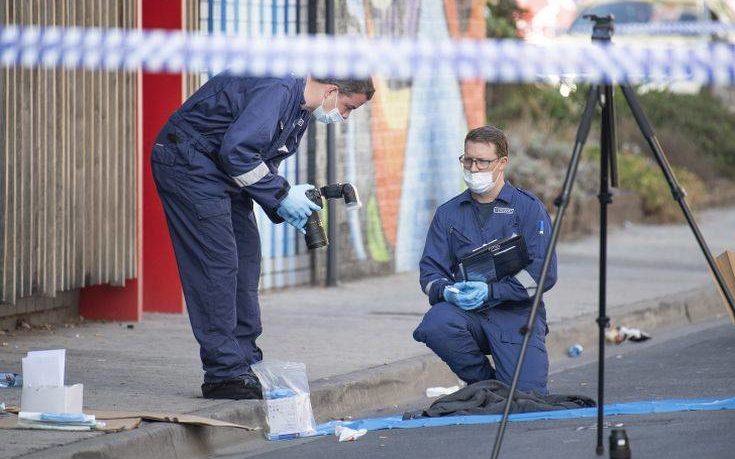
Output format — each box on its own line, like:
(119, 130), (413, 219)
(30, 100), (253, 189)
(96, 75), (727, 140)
(403, 380), (595, 419)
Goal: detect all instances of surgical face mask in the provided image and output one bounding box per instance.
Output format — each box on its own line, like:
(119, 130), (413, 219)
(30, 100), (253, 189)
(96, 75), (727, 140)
(313, 91), (344, 124)
(463, 169), (494, 194)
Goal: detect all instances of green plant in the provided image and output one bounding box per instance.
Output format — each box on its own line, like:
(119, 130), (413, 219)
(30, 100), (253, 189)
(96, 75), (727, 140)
(487, 84), (585, 133)
(490, 84), (735, 181)
(486, 0), (527, 38)
(607, 150), (706, 220)
(508, 139), (708, 223)
(617, 89), (735, 179)
(506, 138), (598, 207)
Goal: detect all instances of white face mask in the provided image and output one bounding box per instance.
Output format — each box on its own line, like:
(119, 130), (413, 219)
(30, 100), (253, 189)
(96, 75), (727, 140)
(463, 169), (495, 194)
(313, 91), (344, 124)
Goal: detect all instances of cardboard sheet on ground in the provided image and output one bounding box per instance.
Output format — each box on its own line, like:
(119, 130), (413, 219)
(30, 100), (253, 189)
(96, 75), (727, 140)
(88, 410), (257, 430)
(714, 250), (735, 325)
(2, 407), (256, 432)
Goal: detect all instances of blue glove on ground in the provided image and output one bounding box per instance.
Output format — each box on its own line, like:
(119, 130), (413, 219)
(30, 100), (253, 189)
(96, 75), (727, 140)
(276, 184), (322, 234)
(443, 281), (489, 311)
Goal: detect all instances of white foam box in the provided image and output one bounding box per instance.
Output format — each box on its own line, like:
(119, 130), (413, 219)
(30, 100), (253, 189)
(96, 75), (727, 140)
(20, 384), (84, 413)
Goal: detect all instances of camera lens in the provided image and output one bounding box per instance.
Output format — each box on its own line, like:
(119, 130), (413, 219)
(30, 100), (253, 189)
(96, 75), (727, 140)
(305, 215), (328, 249)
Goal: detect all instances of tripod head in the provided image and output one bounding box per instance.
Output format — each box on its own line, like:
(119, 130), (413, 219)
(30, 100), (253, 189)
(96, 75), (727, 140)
(584, 14), (615, 42)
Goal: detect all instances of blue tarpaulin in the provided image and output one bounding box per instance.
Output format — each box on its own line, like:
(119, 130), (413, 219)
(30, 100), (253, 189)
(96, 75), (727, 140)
(296, 397), (735, 439)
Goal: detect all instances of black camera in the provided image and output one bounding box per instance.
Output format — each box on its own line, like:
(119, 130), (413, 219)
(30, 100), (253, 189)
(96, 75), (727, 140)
(303, 183), (361, 250)
(583, 14), (615, 41)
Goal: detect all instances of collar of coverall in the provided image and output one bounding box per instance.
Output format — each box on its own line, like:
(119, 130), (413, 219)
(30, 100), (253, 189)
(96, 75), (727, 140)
(459, 181), (514, 206)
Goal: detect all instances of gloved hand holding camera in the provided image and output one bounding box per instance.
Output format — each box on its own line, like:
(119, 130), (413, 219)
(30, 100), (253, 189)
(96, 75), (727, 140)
(276, 184), (322, 234)
(443, 281), (489, 311)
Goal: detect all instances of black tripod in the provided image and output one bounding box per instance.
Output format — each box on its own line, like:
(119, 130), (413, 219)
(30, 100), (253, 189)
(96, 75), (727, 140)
(491, 15), (735, 458)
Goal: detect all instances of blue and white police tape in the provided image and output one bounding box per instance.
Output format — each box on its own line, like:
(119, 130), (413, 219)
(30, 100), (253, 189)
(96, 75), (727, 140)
(1, 25), (735, 85)
(576, 20), (735, 36)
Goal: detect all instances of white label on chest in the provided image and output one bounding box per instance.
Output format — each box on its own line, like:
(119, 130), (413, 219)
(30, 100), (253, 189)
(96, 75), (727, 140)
(494, 207), (514, 214)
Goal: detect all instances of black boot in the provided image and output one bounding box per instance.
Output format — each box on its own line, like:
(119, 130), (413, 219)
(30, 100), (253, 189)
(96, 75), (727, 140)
(201, 373), (263, 400)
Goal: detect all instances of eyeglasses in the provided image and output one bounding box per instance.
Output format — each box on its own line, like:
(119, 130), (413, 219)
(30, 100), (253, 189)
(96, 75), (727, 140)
(458, 155), (500, 171)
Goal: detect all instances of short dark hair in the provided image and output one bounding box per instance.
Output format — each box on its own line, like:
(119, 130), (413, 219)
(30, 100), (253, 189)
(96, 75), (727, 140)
(314, 77), (375, 100)
(464, 125), (508, 158)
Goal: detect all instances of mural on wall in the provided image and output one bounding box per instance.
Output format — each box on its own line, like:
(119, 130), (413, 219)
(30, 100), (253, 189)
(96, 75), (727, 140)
(201, 0), (310, 290)
(344, 0), (486, 272)
(200, 0), (486, 287)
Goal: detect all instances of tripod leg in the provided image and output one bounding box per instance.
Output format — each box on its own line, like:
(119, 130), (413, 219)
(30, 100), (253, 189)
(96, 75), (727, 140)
(620, 85), (735, 316)
(596, 85), (616, 455)
(491, 85), (600, 459)
(606, 86), (619, 188)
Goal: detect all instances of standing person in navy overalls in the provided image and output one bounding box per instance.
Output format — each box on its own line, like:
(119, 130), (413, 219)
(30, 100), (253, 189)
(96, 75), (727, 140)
(151, 74), (374, 399)
(414, 125), (557, 394)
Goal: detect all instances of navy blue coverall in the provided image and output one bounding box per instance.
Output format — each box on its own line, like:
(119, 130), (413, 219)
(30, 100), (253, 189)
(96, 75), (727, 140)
(413, 183), (557, 394)
(151, 74), (310, 382)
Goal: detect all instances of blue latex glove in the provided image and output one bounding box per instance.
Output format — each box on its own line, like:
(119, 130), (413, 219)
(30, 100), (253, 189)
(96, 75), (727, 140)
(276, 184), (322, 234)
(444, 281), (489, 310)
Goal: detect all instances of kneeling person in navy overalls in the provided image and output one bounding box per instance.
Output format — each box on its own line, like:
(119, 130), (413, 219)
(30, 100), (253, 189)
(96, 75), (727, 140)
(151, 74), (374, 399)
(413, 125), (557, 395)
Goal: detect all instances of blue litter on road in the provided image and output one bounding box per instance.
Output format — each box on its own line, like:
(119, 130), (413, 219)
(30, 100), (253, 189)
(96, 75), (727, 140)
(303, 397), (735, 438)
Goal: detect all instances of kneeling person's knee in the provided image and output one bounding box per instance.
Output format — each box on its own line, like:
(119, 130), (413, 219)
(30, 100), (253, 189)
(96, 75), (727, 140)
(413, 302), (469, 344)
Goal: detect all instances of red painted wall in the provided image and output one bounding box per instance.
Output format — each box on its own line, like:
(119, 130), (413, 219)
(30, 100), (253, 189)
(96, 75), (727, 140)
(141, 0), (185, 313)
(80, 0), (185, 320)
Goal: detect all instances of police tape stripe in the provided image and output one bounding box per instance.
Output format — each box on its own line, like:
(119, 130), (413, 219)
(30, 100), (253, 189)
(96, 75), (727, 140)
(616, 21), (735, 35)
(1, 26), (735, 85)
(564, 21), (735, 36)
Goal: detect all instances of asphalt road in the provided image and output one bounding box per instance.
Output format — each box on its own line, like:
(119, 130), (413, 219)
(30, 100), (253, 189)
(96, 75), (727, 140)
(216, 320), (735, 459)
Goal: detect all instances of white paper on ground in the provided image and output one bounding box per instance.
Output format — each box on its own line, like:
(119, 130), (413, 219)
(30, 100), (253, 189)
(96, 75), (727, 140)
(426, 385), (461, 398)
(264, 394), (315, 436)
(22, 349), (66, 387)
(335, 425), (368, 442)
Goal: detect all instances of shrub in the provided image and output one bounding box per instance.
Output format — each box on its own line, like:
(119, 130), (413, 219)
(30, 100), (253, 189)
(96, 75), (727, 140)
(617, 89), (735, 179)
(585, 146), (706, 221)
(489, 83), (735, 180)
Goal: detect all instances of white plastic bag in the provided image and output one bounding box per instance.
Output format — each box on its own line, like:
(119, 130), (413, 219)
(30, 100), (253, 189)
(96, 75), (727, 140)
(251, 360), (316, 440)
(335, 425), (368, 442)
(426, 385), (461, 398)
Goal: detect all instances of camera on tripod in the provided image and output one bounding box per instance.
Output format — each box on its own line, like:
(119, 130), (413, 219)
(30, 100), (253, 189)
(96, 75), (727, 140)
(304, 183), (361, 250)
(583, 14), (615, 41)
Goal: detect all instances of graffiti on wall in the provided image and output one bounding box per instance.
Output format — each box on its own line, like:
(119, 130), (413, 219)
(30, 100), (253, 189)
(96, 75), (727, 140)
(201, 0), (486, 286)
(344, 0), (486, 272)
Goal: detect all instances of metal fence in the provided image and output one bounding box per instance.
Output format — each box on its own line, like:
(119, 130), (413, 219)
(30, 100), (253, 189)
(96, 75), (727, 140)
(0, 0), (138, 304)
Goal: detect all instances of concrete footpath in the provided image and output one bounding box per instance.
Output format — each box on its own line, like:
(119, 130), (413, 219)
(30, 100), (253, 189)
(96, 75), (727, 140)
(0, 206), (733, 458)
